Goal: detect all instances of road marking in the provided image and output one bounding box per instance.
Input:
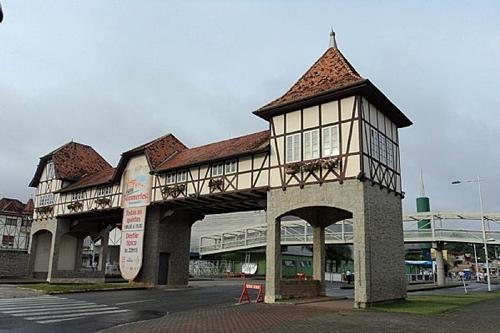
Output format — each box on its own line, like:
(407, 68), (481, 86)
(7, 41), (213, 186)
(28, 309), (131, 323)
(0, 301), (91, 310)
(11, 306), (119, 317)
(0, 295), (131, 324)
(114, 299), (155, 305)
(0, 296), (54, 303)
(5, 304), (111, 314)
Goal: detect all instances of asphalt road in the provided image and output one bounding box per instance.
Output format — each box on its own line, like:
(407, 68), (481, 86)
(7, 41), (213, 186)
(1, 280), (498, 333)
(0, 282), (243, 333)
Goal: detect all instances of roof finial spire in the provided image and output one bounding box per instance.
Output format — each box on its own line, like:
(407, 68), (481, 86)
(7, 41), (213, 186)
(419, 168), (426, 197)
(329, 28), (337, 49)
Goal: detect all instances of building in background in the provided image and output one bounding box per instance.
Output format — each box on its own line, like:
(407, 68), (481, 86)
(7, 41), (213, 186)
(0, 197), (34, 277)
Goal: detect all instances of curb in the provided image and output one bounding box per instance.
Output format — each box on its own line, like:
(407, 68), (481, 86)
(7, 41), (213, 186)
(17, 286), (149, 295)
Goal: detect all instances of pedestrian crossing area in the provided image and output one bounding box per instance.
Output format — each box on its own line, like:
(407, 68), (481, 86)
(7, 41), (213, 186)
(0, 295), (131, 324)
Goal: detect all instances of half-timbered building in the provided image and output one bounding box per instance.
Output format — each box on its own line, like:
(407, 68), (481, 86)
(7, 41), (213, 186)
(29, 32), (412, 307)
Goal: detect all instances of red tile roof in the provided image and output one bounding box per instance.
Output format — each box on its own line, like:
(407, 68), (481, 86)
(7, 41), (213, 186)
(114, 134), (187, 181)
(29, 142), (112, 187)
(258, 47), (364, 111)
(58, 168), (116, 192)
(156, 130), (270, 172)
(0, 198), (33, 215)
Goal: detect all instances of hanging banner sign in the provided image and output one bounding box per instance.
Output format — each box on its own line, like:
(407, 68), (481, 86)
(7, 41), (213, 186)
(119, 158), (152, 281)
(123, 164), (151, 208)
(119, 206), (146, 280)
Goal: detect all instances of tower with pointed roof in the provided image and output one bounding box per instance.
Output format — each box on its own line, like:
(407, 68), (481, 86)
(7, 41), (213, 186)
(260, 31), (412, 307)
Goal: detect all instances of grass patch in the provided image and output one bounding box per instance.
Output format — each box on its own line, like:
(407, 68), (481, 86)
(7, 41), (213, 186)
(373, 292), (500, 315)
(19, 282), (145, 294)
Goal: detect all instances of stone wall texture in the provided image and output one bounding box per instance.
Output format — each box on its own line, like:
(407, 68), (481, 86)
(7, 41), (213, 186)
(0, 250), (29, 277)
(265, 180), (407, 307)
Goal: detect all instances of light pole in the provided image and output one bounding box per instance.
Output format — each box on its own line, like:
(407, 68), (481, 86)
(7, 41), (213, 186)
(472, 243), (479, 282)
(452, 176), (491, 291)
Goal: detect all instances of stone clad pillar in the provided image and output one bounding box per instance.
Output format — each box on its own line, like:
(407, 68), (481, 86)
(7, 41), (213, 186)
(46, 218), (70, 283)
(433, 242), (445, 286)
(138, 206), (203, 286)
(265, 216), (281, 303)
(312, 225), (326, 296)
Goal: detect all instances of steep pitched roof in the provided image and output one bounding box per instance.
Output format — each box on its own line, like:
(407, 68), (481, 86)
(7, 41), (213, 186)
(156, 130), (270, 172)
(259, 46), (364, 111)
(253, 43), (412, 128)
(114, 134), (187, 180)
(0, 198), (32, 215)
(58, 168), (116, 193)
(29, 142), (112, 187)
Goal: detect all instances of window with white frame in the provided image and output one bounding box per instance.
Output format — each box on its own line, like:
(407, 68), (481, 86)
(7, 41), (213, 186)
(225, 160), (237, 174)
(5, 218), (18, 226)
(71, 191), (85, 201)
(285, 133), (301, 163)
(96, 186), (113, 197)
(304, 129), (320, 160)
(370, 129), (379, 160)
(38, 193), (54, 207)
(166, 173), (176, 184)
(46, 161), (55, 179)
(177, 171), (187, 182)
(212, 163), (224, 176)
(379, 134), (387, 165)
(322, 125), (339, 157)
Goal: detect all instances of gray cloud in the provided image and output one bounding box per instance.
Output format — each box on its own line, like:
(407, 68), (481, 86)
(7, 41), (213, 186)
(1, 1), (500, 214)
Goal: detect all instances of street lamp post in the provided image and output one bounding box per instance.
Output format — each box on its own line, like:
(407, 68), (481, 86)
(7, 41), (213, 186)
(452, 176), (491, 292)
(472, 243), (479, 282)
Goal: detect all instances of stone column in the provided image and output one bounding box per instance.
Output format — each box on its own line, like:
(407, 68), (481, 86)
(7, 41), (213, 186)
(137, 207), (203, 286)
(433, 242), (445, 286)
(312, 225), (325, 296)
(46, 218), (70, 283)
(97, 228), (110, 278)
(265, 216), (281, 303)
(353, 184), (407, 308)
(74, 235), (85, 271)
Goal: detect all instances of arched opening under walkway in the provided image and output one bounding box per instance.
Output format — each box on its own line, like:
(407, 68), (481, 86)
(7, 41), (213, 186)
(267, 205), (353, 301)
(31, 230), (52, 279)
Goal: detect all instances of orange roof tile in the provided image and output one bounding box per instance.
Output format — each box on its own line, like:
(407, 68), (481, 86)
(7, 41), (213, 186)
(156, 130), (270, 172)
(259, 46), (364, 111)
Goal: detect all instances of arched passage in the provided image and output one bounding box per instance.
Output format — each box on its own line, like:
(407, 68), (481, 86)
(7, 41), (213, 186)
(271, 205), (353, 299)
(31, 230), (52, 279)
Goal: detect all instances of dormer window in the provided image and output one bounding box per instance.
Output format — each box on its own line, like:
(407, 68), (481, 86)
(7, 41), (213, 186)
(46, 161), (55, 179)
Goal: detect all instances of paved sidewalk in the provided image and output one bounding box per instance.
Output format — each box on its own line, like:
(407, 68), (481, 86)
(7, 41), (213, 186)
(99, 296), (500, 333)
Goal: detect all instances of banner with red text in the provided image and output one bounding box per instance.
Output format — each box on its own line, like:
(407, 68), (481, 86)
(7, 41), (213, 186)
(119, 206), (146, 280)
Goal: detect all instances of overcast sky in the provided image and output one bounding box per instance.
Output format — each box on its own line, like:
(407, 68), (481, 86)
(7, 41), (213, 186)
(1, 1), (500, 214)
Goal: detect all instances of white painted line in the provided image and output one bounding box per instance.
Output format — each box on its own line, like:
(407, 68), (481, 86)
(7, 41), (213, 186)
(0, 301), (91, 311)
(4, 304), (111, 314)
(11, 306), (118, 317)
(114, 299), (155, 305)
(27, 309), (131, 321)
(0, 299), (84, 307)
(0, 296), (55, 303)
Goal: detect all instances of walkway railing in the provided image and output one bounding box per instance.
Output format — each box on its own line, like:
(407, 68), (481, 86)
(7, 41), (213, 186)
(199, 215), (500, 255)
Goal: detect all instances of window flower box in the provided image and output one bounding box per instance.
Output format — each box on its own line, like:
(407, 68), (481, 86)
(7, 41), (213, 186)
(321, 158), (341, 171)
(208, 178), (224, 191)
(161, 184), (186, 199)
(302, 160), (321, 173)
(67, 201), (83, 212)
(285, 162), (302, 175)
(94, 197), (111, 208)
